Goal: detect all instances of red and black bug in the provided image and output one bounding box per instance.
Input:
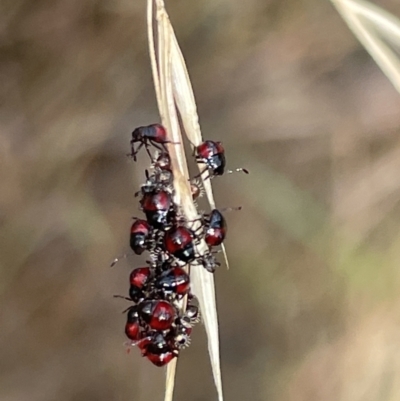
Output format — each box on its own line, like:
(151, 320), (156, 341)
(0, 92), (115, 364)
(155, 267), (190, 299)
(195, 140), (226, 177)
(130, 219), (152, 255)
(163, 225), (222, 271)
(145, 345), (176, 366)
(140, 333), (178, 367)
(204, 209), (227, 247)
(163, 226), (197, 263)
(125, 306), (141, 341)
(139, 300), (176, 331)
(129, 267), (151, 302)
(194, 140), (248, 179)
(140, 190), (175, 229)
(130, 267), (151, 288)
(130, 124), (171, 161)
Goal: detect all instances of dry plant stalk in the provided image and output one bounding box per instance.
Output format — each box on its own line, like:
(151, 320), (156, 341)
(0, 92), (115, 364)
(146, 1), (224, 401)
(331, 0), (400, 94)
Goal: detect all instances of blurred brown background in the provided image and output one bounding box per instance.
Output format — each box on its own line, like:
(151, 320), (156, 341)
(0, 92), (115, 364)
(2, 0), (400, 400)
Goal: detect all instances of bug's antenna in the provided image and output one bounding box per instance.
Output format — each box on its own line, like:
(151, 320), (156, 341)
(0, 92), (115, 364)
(110, 253), (132, 267)
(226, 168), (249, 174)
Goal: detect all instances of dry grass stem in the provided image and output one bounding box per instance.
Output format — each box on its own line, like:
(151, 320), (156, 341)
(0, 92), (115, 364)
(331, 0), (400, 93)
(147, 1), (224, 401)
(168, 12), (229, 270)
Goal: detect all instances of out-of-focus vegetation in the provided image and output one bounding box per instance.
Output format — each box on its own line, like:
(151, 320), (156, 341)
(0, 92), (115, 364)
(1, 1), (400, 400)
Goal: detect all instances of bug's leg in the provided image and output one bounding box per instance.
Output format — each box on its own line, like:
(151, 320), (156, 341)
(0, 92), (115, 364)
(193, 168), (209, 180)
(144, 139), (155, 160)
(149, 140), (163, 151)
(114, 295), (132, 302)
(129, 140), (136, 161)
(129, 141), (144, 162)
(122, 305), (134, 314)
(192, 224), (204, 237)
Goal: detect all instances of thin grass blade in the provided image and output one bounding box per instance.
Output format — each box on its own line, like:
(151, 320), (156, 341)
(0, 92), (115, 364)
(343, 0), (400, 44)
(189, 266), (223, 401)
(169, 34), (217, 211)
(331, 0), (400, 94)
(147, 1), (224, 401)
(168, 22), (225, 400)
(168, 20), (230, 274)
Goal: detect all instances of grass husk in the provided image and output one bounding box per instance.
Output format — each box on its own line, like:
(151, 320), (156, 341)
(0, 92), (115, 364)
(331, 0), (400, 93)
(147, 1), (224, 400)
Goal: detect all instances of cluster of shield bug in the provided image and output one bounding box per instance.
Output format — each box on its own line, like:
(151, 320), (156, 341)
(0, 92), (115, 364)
(114, 123), (248, 367)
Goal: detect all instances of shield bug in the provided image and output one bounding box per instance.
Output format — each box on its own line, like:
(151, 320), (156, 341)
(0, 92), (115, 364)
(129, 267), (151, 302)
(140, 190), (175, 229)
(155, 267), (190, 299)
(141, 333), (178, 366)
(130, 219), (152, 255)
(139, 300), (176, 331)
(163, 226), (196, 263)
(194, 140), (248, 179)
(204, 209), (227, 247)
(129, 124), (171, 161)
(195, 140), (226, 177)
(125, 306), (141, 341)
